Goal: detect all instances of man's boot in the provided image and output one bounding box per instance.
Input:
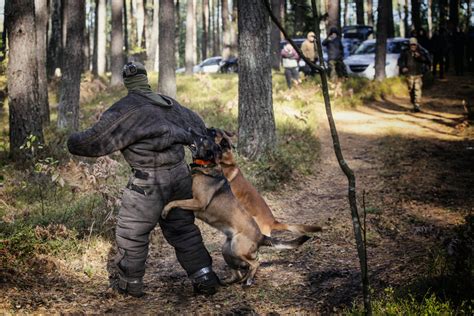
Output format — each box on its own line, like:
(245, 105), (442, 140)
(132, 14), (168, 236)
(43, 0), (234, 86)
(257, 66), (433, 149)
(189, 266), (220, 296)
(117, 275), (145, 298)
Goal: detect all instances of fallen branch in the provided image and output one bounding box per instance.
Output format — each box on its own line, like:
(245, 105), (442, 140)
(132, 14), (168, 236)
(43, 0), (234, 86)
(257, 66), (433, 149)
(263, 1), (372, 314)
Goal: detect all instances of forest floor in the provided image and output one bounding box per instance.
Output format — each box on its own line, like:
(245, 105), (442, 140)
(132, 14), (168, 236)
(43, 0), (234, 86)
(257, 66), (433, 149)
(1, 74), (473, 314)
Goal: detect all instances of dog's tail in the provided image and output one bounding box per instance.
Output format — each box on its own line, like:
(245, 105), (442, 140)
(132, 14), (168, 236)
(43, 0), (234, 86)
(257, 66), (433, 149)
(271, 221), (323, 235)
(260, 235), (311, 249)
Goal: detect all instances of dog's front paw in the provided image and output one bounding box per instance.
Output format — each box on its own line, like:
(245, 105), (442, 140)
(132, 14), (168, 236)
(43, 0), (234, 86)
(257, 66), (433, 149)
(161, 203), (173, 219)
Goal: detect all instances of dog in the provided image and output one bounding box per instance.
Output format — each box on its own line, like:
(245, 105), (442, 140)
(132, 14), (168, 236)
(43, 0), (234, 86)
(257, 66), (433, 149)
(161, 132), (310, 286)
(207, 128), (322, 237)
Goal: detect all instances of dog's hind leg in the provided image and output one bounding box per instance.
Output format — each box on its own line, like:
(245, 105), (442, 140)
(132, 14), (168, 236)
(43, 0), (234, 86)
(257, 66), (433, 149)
(221, 240), (246, 285)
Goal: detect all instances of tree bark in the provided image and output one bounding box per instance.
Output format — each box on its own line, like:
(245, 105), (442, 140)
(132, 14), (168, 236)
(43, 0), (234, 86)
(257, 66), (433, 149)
(35, 0), (50, 125)
(202, 0), (209, 60)
(222, 0), (231, 48)
(92, 0), (98, 75)
(397, 0), (405, 37)
(193, 0), (198, 63)
(356, 0), (364, 25)
(375, 0), (388, 81)
(270, 0), (281, 70)
(175, 0), (181, 67)
(6, 0), (44, 158)
(439, 0), (447, 27)
(327, 0), (340, 33)
(387, 0), (395, 37)
(366, 0), (374, 26)
(411, 0), (421, 32)
(343, 0), (349, 27)
(238, 0), (276, 159)
(427, 0), (433, 37)
(449, 0), (459, 28)
(57, 0), (85, 130)
(97, 0), (106, 76)
(158, 0), (176, 98)
(124, 0), (129, 55)
(47, 0), (62, 79)
(404, 0), (409, 36)
(148, 0), (159, 71)
(136, 0), (145, 48)
(294, 0), (305, 35)
(185, 0), (195, 75)
(111, 0), (124, 86)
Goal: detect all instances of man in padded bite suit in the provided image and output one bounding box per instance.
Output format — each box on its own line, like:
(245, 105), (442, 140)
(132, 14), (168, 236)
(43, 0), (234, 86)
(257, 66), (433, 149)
(67, 61), (219, 297)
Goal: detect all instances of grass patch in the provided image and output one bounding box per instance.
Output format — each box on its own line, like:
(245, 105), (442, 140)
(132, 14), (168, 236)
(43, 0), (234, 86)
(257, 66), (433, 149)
(349, 287), (473, 315)
(337, 76), (408, 108)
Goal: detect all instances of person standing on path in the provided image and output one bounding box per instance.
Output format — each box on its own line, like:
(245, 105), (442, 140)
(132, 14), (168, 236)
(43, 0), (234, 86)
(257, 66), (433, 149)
(398, 37), (431, 112)
(67, 61), (220, 297)
(281, 43), (301, 89)
(301, 31), (318, 76)
(322, 27), (347, 81)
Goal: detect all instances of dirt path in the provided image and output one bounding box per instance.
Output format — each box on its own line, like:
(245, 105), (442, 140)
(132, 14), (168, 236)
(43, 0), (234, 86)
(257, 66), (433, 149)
(2, 76), (472, 314)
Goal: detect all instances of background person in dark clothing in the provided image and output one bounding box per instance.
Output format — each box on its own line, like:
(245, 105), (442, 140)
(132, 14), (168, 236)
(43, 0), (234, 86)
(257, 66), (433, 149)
(322, 27), (347, 81)
(398, 38), (431, 112)
(67, 61), (219, 297)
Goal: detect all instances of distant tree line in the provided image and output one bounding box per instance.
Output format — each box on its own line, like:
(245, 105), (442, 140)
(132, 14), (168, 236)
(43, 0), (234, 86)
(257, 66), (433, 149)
(2, 0), (470, 160)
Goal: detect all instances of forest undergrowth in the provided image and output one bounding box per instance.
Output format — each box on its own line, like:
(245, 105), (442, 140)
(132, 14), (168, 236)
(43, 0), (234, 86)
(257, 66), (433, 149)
(1, 73), (472, 314)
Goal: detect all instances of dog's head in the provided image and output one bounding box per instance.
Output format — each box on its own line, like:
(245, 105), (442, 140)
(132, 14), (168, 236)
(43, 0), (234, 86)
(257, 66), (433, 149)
(189, 129), (222, 165)
(206, 128), (235, 164)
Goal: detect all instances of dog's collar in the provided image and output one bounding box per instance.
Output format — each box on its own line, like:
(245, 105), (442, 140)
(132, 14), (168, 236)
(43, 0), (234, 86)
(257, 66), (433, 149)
(192, 159), (215, 167)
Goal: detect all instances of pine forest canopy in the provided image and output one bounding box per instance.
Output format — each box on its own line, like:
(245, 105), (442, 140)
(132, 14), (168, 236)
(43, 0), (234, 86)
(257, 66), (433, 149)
(1, 0), (471, 159)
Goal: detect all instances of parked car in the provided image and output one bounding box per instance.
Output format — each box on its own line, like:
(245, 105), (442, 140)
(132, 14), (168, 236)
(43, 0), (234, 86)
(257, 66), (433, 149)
(344, 37), (409, 79)
(176, 56), (223, 74)
(342, 25), (374, 42)
(219, 56), (238, 73)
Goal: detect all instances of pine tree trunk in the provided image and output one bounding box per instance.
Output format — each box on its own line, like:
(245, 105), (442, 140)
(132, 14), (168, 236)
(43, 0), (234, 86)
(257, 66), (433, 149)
(404, 0), (409, 36)
(387, 0), (395, 37)
(356, 0), (364, 25)
(449, 0), (459, 27)
(92, 0), (98, 75)
(97, 0), (106, 75)
(136, 0), (145, 48)
(148, 0), (159, 71)
(124, 0), (129, 55)
(427, 0), (433, 37)
(327, 0), (340, 33)
(111, 0), (124, 86)
(6, 0), (44, 158)
(230, 0), (238, 50)
(193, 0), (198, 64)
(202, 0), (209, 60)
(366, 0), (374, 26)
(375, 0), (388, 81)
(270, 0), (281, 70)
(294, 0), (305, 35)
(439, 0), (447, 27)
(57, 0), (85, 131)
(411, 0), (421, 32)
(47, 0), (62, 79)
(175, 0), (181, 67)
(141, 0), (148, 50)
(222, 0), (230, 47)
(35, 0), (50, 125)
(158, 0), (176, 98)
(130, 0), (137, 49)
(397, 0), (405, 37)
(344, 0), (349, 27)
(185, 0), (195, 75)
(238, 0), (276, 159)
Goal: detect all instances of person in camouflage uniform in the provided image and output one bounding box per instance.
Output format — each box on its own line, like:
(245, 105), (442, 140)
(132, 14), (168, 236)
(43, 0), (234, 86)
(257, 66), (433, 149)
(67, 61), (219, 297)
(398, 37), (431, 112)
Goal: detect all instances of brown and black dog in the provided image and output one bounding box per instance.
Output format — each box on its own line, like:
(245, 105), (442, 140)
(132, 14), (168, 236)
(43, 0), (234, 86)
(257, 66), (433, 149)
(208, 128), (322, 237)
(161, 132), (309, 286)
